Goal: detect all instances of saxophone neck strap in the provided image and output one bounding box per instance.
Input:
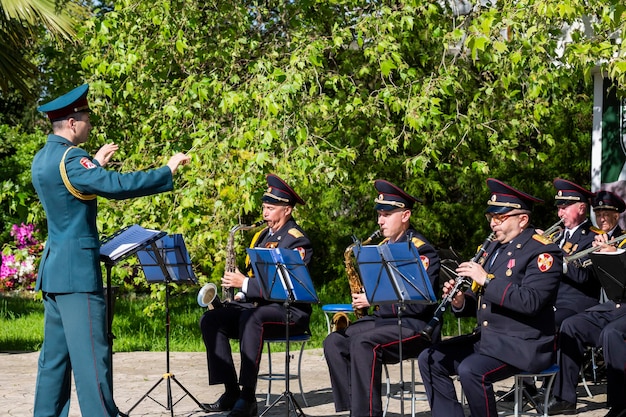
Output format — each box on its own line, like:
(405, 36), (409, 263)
(59, 146), (96, 201)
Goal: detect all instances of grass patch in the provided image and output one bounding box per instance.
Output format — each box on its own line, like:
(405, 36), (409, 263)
(0, 292), (476, 352)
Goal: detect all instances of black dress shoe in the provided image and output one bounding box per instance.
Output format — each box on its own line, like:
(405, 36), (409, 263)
(605, 408), (626, 417)
(227, 398), (258, 417)
(540, 397), (576, 415)
(202, 393), (239, 412)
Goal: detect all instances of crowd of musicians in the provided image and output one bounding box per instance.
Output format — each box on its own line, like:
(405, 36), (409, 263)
(33, 84), (625, 417)
(199, 174), (626, 417)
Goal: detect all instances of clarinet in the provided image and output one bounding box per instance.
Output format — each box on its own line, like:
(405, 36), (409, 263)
(419, 232), (496, 341)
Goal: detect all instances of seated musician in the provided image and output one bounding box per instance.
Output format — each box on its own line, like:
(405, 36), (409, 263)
(551, 178), (603, 326)
(541, 190), (626, 416)
(323, 179), (441, 417)
(417, 178), (562, 417)
(199, 174), (313, 417)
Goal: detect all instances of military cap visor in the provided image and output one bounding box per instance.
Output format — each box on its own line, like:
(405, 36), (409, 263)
(373, 179), (421, 211)
(485, 178), (542, 214)
(38, 84), (90, 121)
(592, 190), (626, 213)
(553, 178), (593, 206)
(262, 174), (305, 206)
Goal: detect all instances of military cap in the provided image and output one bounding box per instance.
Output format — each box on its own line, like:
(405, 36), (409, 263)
(485, 178), (542, 214)
(553, 178), (593, 206)
(262, 174), (305, 206)
(38, 84), (90, 121)
(374, 179), (421, 211)
(592, 190), (626, 213)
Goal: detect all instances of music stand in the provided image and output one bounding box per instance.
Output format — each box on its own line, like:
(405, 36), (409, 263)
(100, 224), (167, 389)
(125, 234), (207, 417)
(247, 247), (319, 417)
(589, 250), (626, 303)
(353, 242), (436, 416)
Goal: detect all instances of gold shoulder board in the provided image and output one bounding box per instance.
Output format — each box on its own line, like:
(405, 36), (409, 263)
(411, 237), (425, 247)
(589, 226), (604, 235)
(532, 234), (551, 245)
(288, 228), (304, 239)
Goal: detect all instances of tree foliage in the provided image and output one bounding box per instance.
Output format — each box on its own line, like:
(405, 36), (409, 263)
(2, 0), (625, 298)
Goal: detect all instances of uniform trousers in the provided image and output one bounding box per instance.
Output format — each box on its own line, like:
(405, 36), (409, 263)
(200, 302), (309, 390)
(602, 317), (626, 410)
(34, 292), (119, 417)
(554, 308), (626, 407)
(417, 335), (519, 417)
(323, 317), (429, 417)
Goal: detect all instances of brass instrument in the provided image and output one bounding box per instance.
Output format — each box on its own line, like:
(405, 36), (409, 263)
(343, 229), (382, 319)
(564, 233), (626, 265)
(542, 219), (564, 243)
(197, 220), (265, 309)
(420, 232), (496, 341)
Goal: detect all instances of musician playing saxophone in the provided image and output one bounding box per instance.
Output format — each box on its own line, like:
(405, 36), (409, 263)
(199, 174), (312, 417)
(323, 179), (441, 417)
(418, 178), (562, 417)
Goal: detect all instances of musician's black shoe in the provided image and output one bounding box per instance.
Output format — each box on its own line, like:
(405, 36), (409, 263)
(539, 397), (576, 415)
(604, 408), (626, 417)
(227, 398), (258, 417)
(202, 392), (239, 412)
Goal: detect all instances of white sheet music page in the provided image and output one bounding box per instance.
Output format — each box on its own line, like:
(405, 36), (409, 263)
(100, 224), (162, 262)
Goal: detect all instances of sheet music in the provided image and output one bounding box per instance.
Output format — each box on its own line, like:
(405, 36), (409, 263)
(100, 224), (163, 262)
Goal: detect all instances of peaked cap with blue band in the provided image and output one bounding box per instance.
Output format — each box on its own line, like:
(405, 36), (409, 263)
(592, 190), (626, 213)
(485, 178), (542, 214)
(374, 179), (421, 211)
(38, 84), (90, 121)
(262, 174), (305, 206)
(553, 178), (593, 206)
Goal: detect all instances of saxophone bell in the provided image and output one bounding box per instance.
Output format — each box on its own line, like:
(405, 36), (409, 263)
(197, 283), (223, 310)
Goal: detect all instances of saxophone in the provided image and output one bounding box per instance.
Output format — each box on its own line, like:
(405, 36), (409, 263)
(343, 230), (382, 319)
(197, 220), (264, 309)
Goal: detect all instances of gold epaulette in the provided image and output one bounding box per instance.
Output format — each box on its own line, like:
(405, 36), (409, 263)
(59, 147), (96, 201)
(589, 226), (605, 235)
(288, 228), (304, 238)
(532, 234), (551, 245)
(411, 237), (425, 248)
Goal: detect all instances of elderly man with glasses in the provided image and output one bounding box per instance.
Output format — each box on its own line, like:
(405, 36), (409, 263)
(418, 178), (562, 417)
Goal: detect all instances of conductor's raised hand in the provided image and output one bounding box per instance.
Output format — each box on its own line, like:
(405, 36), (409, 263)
(167, 152), (191, 174)
(93, 143), (119, 167)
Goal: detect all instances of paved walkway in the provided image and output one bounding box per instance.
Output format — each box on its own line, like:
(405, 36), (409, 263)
(1, 348), (610, 417)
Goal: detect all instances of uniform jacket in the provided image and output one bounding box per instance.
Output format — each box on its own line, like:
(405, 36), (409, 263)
(372, 227), (441, 333)
(558, 219), (602, 310)
(243, 218), (313, 317)
(457, 227), (562, 372)
(31, 134), (173, 293)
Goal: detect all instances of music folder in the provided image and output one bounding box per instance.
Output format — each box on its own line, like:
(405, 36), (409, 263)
(136, 234), (197, 284)
(100, 224), (166, 264)
(589, 249), (626, 302)
(246, 247), (318, 303)
(354, 242), (436, 305)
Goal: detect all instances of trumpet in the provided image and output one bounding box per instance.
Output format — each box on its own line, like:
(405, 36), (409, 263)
(541, 219), (564, 243)
(420, 232), (496, 341)
(197, 220), (265, 309)
(564, 233), (626, 264)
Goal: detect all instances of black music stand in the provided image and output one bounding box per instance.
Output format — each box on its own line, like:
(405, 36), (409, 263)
(353, 242), (436, 416)
(589, 250), (626, 302)
(100, 225), (167, 390)
(125, 234), (206, 416)
(246, 247), (319, 417)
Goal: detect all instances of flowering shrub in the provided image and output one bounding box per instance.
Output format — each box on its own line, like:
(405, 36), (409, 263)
(1, 223), (44, 292)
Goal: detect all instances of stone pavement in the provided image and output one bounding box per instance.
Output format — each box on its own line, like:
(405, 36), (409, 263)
(1, 348), (611, 417)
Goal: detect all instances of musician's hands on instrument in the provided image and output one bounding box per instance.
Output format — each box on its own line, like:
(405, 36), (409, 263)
(442, 279), (465, 309)
(592, 233), (617, 252)
(456, 261), (489, 286)
(223, 268), (246, 290)
(351, 292), (370, 310)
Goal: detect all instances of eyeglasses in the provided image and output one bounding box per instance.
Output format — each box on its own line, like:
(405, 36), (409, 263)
(485, 213), (522, 225)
